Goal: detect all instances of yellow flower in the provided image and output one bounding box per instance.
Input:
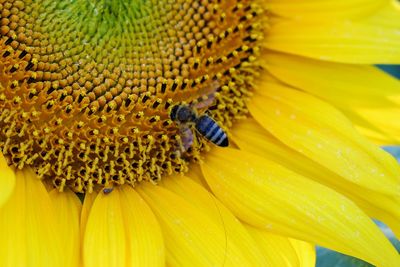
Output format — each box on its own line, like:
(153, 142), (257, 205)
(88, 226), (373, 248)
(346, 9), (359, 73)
(1, 0), (400, 266)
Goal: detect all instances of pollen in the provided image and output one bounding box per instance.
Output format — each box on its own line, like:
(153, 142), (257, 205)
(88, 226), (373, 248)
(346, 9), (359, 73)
(0, 0), (264, 192)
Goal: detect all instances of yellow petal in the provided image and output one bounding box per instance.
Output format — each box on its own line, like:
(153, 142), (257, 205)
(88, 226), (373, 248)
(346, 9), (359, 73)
(246, 226), (316, 267)
(202, 148), (400, 267)
(83, 186), (164, 267)
(264, 16), (400, 64)
(248, 82), (400, 197)
(233, 118), (400, 237)
(364, 1), (400, 28)
(263, 51), (400, 144)
(0, 168), (64, 267)
(83, 189), (127, 267)
(248, 82), (400, 235)
(265, 0), (386, 20)
(0, 154), (15, 208)
(185, 163), (209, 189)
(80, 190), (98, 240)
(245, 225), (302, 267)
(138, 182), (252, 267)
(289, 239), (316, 267)
(49, 189), (82, 267)
(352, 108), (400, 145)
(119, 186), (165, 267)
(160, 175), (267, 266)
(231, 118), (321, 178)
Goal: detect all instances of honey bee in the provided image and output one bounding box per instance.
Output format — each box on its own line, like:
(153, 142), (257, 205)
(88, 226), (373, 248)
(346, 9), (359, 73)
(170, 104), (229, 147)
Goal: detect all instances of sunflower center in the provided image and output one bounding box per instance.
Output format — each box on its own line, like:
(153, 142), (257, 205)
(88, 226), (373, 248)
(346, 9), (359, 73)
(0, 0), (264, 192)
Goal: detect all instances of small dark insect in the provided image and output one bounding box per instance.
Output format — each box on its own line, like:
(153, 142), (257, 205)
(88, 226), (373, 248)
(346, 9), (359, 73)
(170, 104), (229, 148)
(103, 187), (114, 194)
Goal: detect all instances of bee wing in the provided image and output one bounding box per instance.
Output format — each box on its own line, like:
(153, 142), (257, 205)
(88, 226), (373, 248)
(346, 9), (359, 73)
(194, 94), (215, 109)
(180, 125), (194, 152)
(193, 80), (220, 109)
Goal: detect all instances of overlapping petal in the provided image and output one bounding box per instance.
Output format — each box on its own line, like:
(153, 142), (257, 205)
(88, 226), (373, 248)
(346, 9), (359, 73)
(262, 51), (400, 144)
(265, 0), (386, 20)
(364, 1), (400, 28)
(120, 186), (165, 267)
(185, 163), (209, 188)
(290, 238), (316, 267)
(245, 225), (316, 267)
(248, 80), (400, 234)
(160, 175), (267, 266)
(232, 118), (400, 237)
(80, 190), (97, 240)
(83, 187), (164, 267)
(248, 81), (400, 196)
(202, 148), (400, 267)
(0, 169), (66, 267)
(83, 189), (126, 267)
(264, 3), (400, 64)
(0, 154), (15, 208)
(138, 182), (262, 267)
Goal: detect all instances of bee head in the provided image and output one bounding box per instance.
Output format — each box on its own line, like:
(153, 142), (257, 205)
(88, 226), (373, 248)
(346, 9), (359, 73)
(170, 104), (196, 123)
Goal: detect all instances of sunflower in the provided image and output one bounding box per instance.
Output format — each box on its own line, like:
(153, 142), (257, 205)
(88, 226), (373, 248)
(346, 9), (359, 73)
(1, 0), (400, 266)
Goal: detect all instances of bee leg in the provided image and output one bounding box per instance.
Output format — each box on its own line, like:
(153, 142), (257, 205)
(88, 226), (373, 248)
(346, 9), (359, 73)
(181, 127), (194, 151)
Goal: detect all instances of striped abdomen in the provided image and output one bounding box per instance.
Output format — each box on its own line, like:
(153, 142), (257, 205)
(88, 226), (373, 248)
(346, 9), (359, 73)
(195, 115), (229, 147)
